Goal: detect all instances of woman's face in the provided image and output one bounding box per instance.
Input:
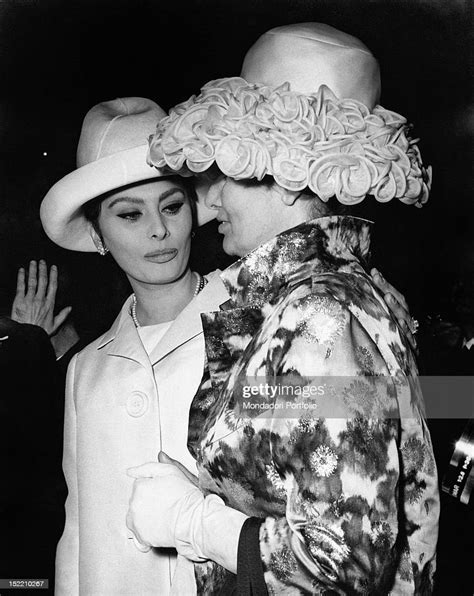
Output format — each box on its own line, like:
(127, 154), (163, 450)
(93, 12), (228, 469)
(93, 179), (193, 286)
(204, 176), (290, 257)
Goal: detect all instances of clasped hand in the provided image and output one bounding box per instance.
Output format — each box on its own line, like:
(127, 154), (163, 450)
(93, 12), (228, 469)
(126, 453), (203, 554)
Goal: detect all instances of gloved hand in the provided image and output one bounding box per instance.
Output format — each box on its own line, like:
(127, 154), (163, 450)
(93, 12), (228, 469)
(126, 455), (248, 572)
(126, 462), (203, 553)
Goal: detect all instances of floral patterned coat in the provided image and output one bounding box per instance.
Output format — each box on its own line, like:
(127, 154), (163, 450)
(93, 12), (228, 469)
(188, 216), (439, 595)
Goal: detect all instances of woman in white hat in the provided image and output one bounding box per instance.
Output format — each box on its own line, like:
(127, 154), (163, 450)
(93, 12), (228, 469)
(40, 97), (234, 595)
(127, 23), (438, 595)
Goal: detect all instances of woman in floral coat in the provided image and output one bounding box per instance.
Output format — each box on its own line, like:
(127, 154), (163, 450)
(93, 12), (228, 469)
(127, 24), (439, 595)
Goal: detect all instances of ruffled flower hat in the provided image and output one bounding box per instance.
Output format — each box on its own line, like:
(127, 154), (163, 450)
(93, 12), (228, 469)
(148, 23), (431, 207)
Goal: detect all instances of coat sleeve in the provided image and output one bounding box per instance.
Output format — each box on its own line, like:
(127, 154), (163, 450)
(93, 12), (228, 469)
(55, 354), (79, 596)
(242, 292), (420, 594)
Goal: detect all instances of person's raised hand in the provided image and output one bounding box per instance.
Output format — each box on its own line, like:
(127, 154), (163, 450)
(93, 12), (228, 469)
(11, 260), (72, 336)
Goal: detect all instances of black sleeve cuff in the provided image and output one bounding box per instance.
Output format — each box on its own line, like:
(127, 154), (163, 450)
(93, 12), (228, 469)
(220, 517), (268, 596)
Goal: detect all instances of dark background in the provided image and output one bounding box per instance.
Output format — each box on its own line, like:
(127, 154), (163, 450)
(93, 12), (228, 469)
(0, 3), (472, 593)
(0, 0), (472, 339)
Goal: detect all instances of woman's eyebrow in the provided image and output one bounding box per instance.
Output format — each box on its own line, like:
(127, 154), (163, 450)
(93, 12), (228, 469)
(159, 188), (185, 201)
(107, 188), (184, 208)
(107, 197), (145, 208)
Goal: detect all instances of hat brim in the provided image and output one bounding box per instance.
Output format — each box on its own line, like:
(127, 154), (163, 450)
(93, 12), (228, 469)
(40, 144), (166, 252)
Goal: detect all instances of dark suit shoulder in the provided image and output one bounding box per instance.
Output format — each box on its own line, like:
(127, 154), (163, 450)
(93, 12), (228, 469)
(0, 316), (50, 342)
(0, 316), (56, 368)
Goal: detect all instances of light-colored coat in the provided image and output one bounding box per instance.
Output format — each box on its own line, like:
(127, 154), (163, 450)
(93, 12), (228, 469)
(56, 271), (229, 596)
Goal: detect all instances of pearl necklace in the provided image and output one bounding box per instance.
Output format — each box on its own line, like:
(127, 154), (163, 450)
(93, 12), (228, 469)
(131, 272), (207, 328)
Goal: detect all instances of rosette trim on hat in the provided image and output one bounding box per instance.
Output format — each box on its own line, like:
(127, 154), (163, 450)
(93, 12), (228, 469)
(148, 77), (431, 206)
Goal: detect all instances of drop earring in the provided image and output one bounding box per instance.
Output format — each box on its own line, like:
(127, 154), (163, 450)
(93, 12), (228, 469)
(97, 240), (109, 256)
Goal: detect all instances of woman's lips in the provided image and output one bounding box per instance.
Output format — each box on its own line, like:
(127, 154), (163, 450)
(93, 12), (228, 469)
(218, 221), (230, 234)
(144, 249), (178, 263)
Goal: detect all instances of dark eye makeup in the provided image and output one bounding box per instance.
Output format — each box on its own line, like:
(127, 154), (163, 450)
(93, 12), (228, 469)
(161, 201), (184, 215)
(117, 210), (141, 221)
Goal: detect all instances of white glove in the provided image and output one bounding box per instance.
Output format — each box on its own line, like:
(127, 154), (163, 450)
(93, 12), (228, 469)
(126, 460), (248, 573)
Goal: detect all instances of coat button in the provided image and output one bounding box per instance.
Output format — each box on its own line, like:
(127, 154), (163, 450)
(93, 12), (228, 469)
(126, 391), (149, 417)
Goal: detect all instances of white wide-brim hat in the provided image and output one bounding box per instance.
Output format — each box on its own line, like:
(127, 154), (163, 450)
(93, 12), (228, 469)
(40, 97), (167, 252)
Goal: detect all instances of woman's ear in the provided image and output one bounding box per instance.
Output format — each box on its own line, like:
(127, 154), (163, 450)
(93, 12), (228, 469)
(89, 224), (108, 255)
(89, 225), (102, 249)
(272, 183), (302, 206)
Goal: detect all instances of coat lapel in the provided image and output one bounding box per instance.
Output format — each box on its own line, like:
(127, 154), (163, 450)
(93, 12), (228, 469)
(96, 272), (230, 370)
(149, 271), (230, 366)
(200, 307), (264, 394)
(97, 296), (152, 373)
